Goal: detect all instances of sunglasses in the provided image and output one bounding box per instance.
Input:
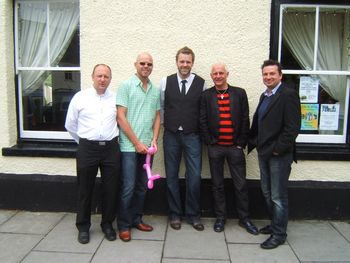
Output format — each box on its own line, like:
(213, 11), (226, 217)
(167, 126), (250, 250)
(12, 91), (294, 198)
(139, 62), (153, 67)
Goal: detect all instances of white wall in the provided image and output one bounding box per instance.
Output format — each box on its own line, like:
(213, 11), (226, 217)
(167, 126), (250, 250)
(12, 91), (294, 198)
(1, 0), (350, 181)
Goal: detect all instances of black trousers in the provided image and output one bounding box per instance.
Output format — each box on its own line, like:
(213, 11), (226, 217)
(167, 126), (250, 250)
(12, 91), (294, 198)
(207, 144), (250, 220)
(76, 137), (120, 232)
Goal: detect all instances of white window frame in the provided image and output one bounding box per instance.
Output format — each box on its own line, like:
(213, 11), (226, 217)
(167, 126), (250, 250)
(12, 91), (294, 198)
(278, 4), (350, 143)
(14, 0), (80, 140)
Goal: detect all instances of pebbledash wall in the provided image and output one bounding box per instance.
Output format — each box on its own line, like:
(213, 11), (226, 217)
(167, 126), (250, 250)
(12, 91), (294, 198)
(0, 0), (349, 219)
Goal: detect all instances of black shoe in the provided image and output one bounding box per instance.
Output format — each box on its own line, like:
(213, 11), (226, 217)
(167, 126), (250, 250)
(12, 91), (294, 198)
(260, 235), (285, 249)
(239, 219), (259, 235)
(78, 231), (89, 244)
(192, 221), (204, 231)
(187, 218), (204, 231)
(259, 225), (273, 235)
(169, 219), (181, 230)
(102, 227), (116, 241)
(213, 218), (225, 232)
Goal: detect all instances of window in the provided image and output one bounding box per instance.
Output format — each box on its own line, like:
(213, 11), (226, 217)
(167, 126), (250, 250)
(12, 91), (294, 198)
(15, 0), (80, 140)
(277, 3), (350, 143)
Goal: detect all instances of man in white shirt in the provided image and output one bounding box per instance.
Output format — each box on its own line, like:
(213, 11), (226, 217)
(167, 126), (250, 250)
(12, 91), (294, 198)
(65, 64), (120, 244)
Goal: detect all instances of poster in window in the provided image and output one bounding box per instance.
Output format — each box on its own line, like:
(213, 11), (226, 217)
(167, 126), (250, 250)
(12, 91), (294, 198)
(299, 76), (319, 103)
(301, 104), (319, 130)
(319, 104), (339, 131)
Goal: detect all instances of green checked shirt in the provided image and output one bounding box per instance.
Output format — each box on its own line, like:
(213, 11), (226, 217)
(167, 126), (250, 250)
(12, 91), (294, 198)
(116, 74), (160, 152)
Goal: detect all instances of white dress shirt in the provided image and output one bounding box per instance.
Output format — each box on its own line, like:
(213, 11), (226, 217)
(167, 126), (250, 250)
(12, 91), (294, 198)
(65, 87), (119, 143)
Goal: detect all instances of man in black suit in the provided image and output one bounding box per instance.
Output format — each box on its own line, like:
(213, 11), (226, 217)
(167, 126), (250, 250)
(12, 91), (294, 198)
(249, 59), (301, 249)
(200, 63), (258, 234)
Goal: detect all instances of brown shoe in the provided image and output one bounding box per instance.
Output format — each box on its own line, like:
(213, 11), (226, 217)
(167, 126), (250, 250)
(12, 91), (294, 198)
(135, 222), (153, 232)
(119, 230), (131, 242)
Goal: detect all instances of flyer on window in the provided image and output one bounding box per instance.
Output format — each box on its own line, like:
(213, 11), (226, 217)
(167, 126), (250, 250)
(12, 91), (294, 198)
(319, 104), (339, 131)
(301, 104), (319, 130)
(299, 76), (319, 103)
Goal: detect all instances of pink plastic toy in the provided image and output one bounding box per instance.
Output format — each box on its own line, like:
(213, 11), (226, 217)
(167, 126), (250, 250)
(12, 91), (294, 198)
(143, 146), (161, 189)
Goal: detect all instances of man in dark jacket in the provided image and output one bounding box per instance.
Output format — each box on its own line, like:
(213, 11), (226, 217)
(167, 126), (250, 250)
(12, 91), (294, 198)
(200, 63), (258, 234)
(249, 59), (301, 249)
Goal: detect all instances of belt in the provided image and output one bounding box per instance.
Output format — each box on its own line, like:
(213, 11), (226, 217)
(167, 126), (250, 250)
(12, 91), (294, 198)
(80, 137), (118, 146)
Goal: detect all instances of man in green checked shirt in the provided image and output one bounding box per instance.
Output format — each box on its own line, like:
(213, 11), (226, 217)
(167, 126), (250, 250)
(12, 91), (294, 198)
(116, 52), (161, 242)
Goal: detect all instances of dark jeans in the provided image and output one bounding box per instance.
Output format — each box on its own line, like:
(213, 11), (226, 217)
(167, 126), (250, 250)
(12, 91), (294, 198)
(163, 130), (202, 222)
(76, 137), (120, 232)
(117, 152), (149, 231)
(208, 144), (250, 220)
(258, 152), (293, 241)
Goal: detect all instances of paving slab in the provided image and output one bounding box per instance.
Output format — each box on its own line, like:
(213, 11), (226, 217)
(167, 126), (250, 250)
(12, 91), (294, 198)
(1, 209), (350, 263)
(164, 218), (229, 260)
(162, 259), (230, 263)
(331, 221), (350, 242)
(21, 251), (92, 263)
(92, 239), (163, 263)
(0, 210), (17, 225)
(228, 243), (299, 263)
(0, 233), (43, 263)
(35, 213), (104, 253)
(130, 215), (167, 241)
(225, 219), (269, 244)
(0, 211), (64, 234)
(288, 220), (350, 262)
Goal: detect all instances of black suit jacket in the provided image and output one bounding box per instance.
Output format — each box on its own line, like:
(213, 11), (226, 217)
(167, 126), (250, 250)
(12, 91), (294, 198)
(199, 85), (249, 148)
(248, 83), (301, 161)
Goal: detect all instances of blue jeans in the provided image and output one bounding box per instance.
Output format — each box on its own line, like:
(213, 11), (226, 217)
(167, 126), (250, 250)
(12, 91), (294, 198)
(117, 152), (148, 231)
(163, 130), (202, 222)
(258, 152), (293, 241)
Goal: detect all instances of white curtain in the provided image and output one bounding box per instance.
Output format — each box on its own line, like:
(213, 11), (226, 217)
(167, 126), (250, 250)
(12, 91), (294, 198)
(18, 1), (79, 95)
(282, 10), (349, 110)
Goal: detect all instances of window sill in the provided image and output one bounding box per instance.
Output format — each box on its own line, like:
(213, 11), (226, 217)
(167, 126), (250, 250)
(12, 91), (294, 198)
(2, 140), (77, 158)
(296, 143), (350, 161)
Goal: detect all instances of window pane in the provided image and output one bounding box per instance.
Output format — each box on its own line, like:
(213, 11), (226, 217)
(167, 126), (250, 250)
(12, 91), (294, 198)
(21, 71), (80, 131)
(284, 74), (348, 136)
(17, 0), (79, 68)
(49, 1), (80, 67)
(281, 7), (315, 70)
(18, 2), (48, 67)
(317, 8), (350, 71)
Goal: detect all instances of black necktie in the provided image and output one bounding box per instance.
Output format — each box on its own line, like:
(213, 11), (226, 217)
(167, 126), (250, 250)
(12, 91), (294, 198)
(181, 80), (187, 96)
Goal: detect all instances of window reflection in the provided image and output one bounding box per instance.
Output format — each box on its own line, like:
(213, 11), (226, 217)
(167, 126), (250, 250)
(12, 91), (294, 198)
(22, 71), (80, 131)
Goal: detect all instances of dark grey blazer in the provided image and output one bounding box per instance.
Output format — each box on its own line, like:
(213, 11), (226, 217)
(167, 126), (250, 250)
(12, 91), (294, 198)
(248, 83), (301, 161)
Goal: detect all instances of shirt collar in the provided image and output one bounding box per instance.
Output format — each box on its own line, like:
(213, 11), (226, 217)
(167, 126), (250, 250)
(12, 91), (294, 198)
(264, 82), (281, 97)
(177, 72), (194, 86)
(91, 85), (110, 97)
(132, 74), (153, 90)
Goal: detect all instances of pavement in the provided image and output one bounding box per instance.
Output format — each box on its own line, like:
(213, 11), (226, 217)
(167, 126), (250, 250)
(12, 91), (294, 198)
(0, 210), (349, 263)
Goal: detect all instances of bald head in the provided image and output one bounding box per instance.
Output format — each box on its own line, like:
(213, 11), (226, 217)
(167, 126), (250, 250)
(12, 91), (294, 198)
(134, 52), (153, 80)
(135, 52), (153, 63)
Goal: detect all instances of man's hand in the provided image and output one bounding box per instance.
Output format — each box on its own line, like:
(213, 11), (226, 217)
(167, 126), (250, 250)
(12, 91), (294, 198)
(135, 142), (148, 154)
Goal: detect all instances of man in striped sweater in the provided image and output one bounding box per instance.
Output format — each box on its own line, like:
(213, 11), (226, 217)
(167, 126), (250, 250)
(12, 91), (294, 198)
(199, 63), (258, 234)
